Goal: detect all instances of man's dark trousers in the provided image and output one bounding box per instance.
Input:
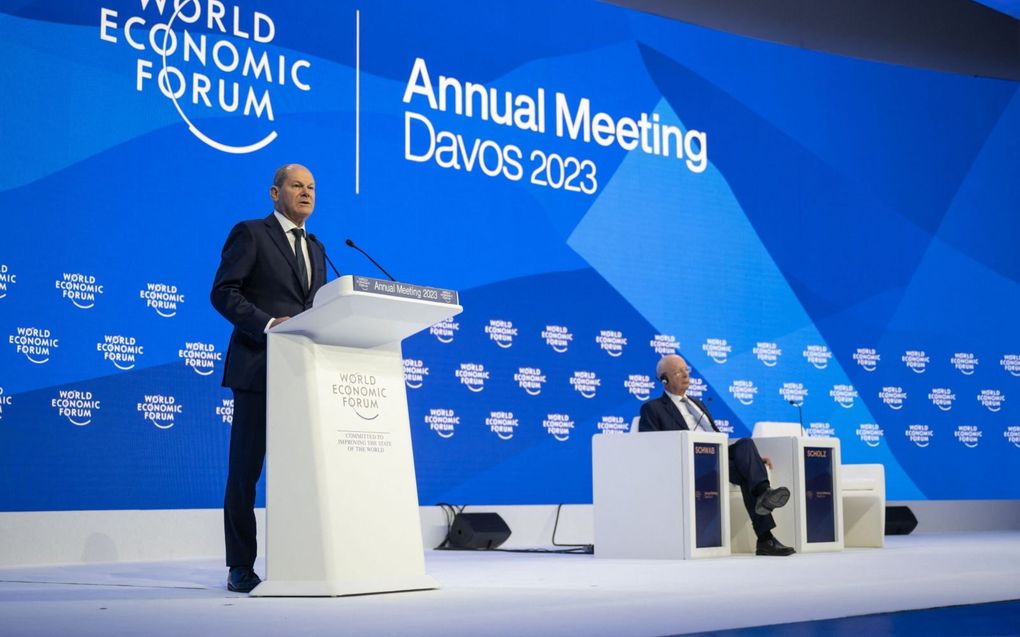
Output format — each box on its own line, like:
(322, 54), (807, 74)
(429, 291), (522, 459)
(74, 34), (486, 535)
(224, 388), (267, 568)
(728, 438), (775, 537)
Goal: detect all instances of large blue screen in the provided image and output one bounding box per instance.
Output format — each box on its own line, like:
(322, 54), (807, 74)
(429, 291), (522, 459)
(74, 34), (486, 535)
(1, 0), (1017, 511)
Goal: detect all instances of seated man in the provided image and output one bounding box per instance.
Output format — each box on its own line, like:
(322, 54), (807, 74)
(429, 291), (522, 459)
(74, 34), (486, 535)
(639, 354), (795, 556)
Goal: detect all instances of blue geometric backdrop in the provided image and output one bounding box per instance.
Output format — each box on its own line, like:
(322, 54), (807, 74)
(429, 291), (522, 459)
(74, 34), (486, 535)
(1, 0), (1017, 511)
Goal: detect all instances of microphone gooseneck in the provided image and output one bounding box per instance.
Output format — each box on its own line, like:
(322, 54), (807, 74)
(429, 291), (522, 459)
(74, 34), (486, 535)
(308, 234), (341, 277)
(690, 395), (713, 430)
(345, 238), (397, 282)
(788, 399), (806, 436)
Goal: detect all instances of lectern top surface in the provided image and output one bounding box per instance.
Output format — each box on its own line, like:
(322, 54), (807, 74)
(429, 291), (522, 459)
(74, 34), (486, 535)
(270, 275), (463, 348)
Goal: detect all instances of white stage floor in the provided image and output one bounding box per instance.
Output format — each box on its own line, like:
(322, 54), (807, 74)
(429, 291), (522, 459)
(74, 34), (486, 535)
(2, 532), (1018, 637)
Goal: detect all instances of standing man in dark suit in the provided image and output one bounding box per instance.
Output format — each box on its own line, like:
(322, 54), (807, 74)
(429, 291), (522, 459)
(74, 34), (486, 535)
(639, 354), (795, 556)
(211, 163), (329, 592)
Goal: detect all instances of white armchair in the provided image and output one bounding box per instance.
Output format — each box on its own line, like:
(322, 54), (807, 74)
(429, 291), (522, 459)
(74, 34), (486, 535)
(752, 421), (802, 438)
(729, 485), (758, 553)
(841, 463), (885, 547)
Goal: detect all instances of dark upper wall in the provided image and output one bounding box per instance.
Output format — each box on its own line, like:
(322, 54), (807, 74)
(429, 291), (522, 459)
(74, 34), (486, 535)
(607, 0), (1020, 81)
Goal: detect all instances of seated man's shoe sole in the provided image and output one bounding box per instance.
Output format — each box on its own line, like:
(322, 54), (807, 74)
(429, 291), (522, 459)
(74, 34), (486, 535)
(227, 569), (262, 593)
(754, 486), (791, 516)
(756, 538), (796, 556)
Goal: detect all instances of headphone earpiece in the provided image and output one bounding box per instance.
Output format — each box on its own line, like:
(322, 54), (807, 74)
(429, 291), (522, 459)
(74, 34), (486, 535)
(660, 375), (668, 385)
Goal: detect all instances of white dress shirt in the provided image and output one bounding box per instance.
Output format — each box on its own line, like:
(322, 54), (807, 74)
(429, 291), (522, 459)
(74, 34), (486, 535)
(273, 210), (311, 288)
(666, 390), (712, 432)
(264, 211), (311, 333)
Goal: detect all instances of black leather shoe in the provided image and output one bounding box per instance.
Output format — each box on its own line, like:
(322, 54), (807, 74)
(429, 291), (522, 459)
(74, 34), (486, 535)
(754, 486), (791, 515)
(227, 567), (262, 593)
(756, 536), (796, 556)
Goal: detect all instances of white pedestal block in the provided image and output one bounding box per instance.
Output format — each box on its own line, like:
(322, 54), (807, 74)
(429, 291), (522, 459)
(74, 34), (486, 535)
(751, 436), (844, 554)
(593, 431), (730, 560)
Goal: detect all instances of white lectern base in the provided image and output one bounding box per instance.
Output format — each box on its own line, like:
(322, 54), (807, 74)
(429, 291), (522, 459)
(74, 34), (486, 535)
(261, 276), (463, 600)
(250, 574), (439, 597)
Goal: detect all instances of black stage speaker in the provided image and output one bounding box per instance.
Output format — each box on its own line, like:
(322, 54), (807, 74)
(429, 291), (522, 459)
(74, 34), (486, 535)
(448, 512), (512, 549)
(885, 505), (919, 535)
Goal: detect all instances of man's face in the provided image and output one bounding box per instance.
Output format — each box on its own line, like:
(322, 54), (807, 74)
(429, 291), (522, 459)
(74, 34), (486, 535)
(663, 357), (691, 396)
(271, 165), (315, 225)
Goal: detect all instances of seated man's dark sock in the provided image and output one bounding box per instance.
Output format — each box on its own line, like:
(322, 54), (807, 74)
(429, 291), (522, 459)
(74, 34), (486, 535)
(757, 530), (775, 543)
(751, 480), (770, 498)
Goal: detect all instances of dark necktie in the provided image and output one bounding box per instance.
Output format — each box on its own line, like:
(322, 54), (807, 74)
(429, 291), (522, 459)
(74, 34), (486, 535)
(290, 228), (309, 293)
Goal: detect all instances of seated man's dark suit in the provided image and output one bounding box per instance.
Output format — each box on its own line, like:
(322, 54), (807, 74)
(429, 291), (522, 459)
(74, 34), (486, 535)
(210, 213), (327, 568)
(639, 393), (776, 538)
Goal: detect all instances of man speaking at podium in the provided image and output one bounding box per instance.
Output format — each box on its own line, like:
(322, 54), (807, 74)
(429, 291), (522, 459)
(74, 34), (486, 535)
(639, 354), (796, 557)
(211, 164), (328, 592)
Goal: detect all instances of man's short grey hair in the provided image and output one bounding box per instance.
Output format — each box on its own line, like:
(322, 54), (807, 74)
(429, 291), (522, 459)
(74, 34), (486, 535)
(655, 356), (669, 380)
(272, 164), (297, 188)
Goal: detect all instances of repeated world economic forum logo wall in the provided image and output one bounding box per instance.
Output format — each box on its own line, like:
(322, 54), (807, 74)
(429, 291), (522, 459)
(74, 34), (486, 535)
(403, 287), (1020, 502)
(0, 0), (1018, 512)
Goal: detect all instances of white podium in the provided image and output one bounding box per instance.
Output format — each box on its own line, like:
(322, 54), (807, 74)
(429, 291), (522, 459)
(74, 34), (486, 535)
(592, 431), (731, 559)
(751, 429), (844, 554)
(250, 275), (462, 597)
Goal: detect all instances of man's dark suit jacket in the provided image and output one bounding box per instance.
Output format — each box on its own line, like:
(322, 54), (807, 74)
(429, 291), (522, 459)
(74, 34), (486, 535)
(638, 393), (719, 433)
(210, 214), (327, 392)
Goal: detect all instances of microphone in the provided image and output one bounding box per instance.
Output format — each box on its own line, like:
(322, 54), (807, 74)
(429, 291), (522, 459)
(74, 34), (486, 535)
(307, 234), (341, 278)
(345, 238), (396, 282)
(788, 399), (806, 436)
